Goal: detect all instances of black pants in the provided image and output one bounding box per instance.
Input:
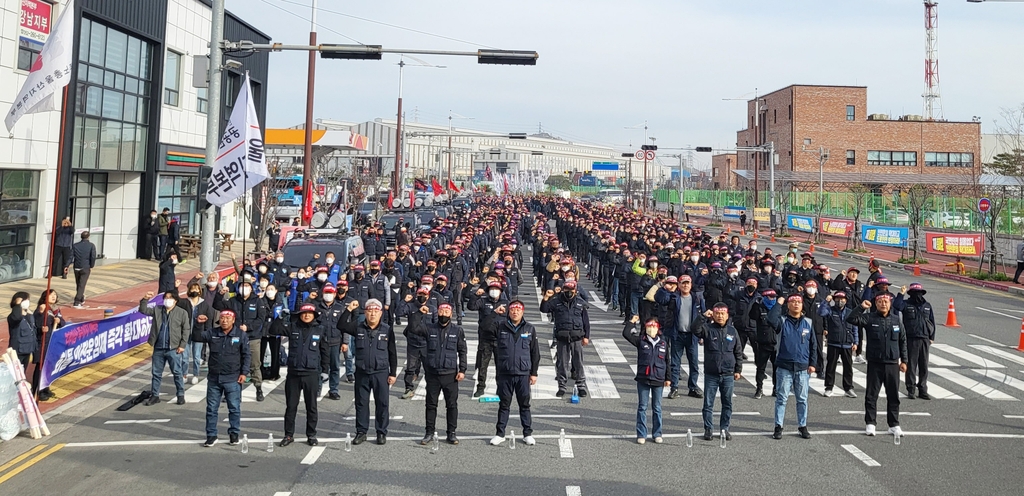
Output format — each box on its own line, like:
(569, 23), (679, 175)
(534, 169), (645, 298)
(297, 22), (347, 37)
(354, 371), (390, 436)
(51, 246), (72, 277)
(495, 374), (532, 437)
(261, 336), (282, 380)
(157, 234), (168, 259)
(284, 371), (319, 438)
(738, 331), (755, 357)
(404, 346), (426, 390)
(148, 234), (160, 260)
(864, 362), (901, 427)
(814, 331), (825, 372)
(825, 346), (854, 392)
(73, 268), (91, 305)
(906, 339), (930, 395)
(1014, 261), (1024, 283)
(425, 372), (459, 435)
(754, 343), (777, 391)
(475, 341), (496, 389)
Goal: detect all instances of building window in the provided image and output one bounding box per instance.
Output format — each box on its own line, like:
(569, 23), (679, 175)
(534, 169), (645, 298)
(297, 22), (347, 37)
(867, 150), (917, 166)
(16, 0), (53, 72)
(164, 50), (181, 107)
(846, 150), (855, 165)
(197, 87), (209, 114)
(69, 172), (107, 256)
(156, 174), (198, 234)
(846, 105), (856, 121)
(72, 18), (152, 173)
(17, 39), (44, 71)
(925, 152), (974, 168)
(788, 104), (792, 120)
(774, 109), (777, 124)
(0, 170), (40, 283)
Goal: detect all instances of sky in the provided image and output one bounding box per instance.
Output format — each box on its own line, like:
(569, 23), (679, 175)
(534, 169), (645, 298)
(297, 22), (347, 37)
(225, 0), (1024, 168)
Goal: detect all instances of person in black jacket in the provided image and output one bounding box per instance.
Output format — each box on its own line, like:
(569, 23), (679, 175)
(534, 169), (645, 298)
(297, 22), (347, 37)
(487, 300), (540, 447)
(412, 303), (467, 446)
(193, 310), (250, 447)
(893, 283), (935, 400)
(818, 291), (858, 398)
(71, 231), (97, 307)
(467, 280), (510, 398)
(273, 303), (330, 447)
(143, 210), (160, 260)
(337, 298), (398, 446)
(217, 280), (269, 401)
(846, 294), (908, 438)
(180, 282), (217, 385)
(623, 315), (670, 445)
(32, 289), (64, 399)
(396, 287), (437, 399)
(158, 252), (180, 294)
(51, 217), (74, 278)
(8, 292), (36, 368)
(691, 303), (744, 442)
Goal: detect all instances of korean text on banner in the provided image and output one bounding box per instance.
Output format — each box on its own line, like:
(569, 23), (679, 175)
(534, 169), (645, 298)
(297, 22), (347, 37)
(861, 224), (909, 248)
(753, 208), (770, 222)
(684, 203), (712, 215)
(39, 297), (163, 389)
(925, 232), (984, 256)
(722, 206), (746, 219)
(787, 214), (815, 233)
(206, 73), (268, 207)
(819, 217), (855, 237)
(5, 0), (74, 132)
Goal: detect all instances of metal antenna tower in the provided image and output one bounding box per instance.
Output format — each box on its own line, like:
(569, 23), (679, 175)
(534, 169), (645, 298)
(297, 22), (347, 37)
(923, 1), (942, 120)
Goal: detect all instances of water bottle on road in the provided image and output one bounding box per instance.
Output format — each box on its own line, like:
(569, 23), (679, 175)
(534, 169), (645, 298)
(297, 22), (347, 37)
(267, 433), (274, 452)
(686, 429), (693, 448)
(344, 432), (352, 452)
(432, 431), (440, 452)
(241, 434), (248, 454)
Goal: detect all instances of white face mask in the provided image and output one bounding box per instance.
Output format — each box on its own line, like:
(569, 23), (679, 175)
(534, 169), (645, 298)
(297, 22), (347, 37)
(750, 245), (757, 251)
(763, 266), (772, 273)
(325, 258), (335, 265)
(241, 287), (251, 297)
(806, 288), (818, 296)
(423, 285), (432, 292)
(207, 282), (217, 289)
(151, 214), (157, 219)
(317, 274), (328, 282)
(323, 294), (335, 303)
(489, 289), (501, 299)
(266, 289), (277, 299)
(728, 271), (738, 279)
(275, 257), (284, 264)
(650, 262), (658, 269)
(259, 282), (268, 289)
(21, 300), (30, 311)
(645, 326), (659, 338)
(163, 300), (176, 309)
(690, 256), (699, 263)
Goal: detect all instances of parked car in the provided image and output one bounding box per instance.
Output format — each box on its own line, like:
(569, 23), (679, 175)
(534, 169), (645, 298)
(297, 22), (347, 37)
(930, 211), (970, 229)
(882, 209), (910, 224)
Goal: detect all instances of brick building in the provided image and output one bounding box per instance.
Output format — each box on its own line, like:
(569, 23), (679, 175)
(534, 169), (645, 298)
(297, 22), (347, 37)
(733, 85), (981, 192)
(711, 153), (738, 190)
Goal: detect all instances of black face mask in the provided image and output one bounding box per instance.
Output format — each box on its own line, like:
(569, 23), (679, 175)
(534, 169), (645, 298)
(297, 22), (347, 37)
(657, 274), (666, 281)
(436, 282), (446, 289)
(563, 291), (576, 300)
(188, 291), (200, 297)
(369, 269), (380, 276)
(438, 315), (451, 326)
(354, 273), (364, 280)
(746, 285), (756, 293)
(417, 296), (428, 303)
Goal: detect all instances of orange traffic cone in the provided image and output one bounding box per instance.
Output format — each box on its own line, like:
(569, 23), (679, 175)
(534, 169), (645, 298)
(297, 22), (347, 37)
(944, 298), (960, 328)
(741, 228), (746, 236)
(726, 226), (731, 234)
(833, 245), (839, 257)
(770, 233), (776, 242)
(913, 261), (921, 277)
(752, 231), (758, 239)
(809, 242), (815, 254)
(1017, 318), (1024, 352)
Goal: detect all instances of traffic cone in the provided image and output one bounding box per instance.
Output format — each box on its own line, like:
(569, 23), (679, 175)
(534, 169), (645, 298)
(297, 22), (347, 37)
(770, 233), (776, 242)
(913, 261), (921, 277)
(753, 231), (758, 239)
(944, 298), (960, 328)
(809, 242), (815, 254)
(726, 226), (731, 234)
(1017, 318), (1024, 352)
(833, 245), (839, 257)
(741, 228), (746, 236)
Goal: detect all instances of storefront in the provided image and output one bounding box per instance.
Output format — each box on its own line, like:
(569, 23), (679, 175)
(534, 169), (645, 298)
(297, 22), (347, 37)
(0, 170), (40, 283)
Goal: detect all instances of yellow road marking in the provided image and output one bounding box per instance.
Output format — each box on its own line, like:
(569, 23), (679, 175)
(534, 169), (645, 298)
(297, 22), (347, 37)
(0, 444), (64, 485)
(0, 445), (48, 474)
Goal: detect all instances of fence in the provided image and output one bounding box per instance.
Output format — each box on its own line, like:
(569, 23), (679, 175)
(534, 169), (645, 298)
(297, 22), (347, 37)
(654, 189), (1024, 236)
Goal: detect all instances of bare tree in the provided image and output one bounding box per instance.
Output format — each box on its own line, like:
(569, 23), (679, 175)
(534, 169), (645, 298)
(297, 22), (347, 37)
(893, 184), (931, 261)
(847, 184), (870, 251)
(777, 181), (792, 236)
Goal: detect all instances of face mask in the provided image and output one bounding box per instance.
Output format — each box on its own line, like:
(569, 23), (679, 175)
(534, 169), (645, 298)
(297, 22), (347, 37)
(806, 288), (817, 296)
(729, 272), (738, 279)
(489, 289), (501, 299)
(657, 274), (666, 281)
(423, 285), (432, 292)
(354, 272), (364, 280)
(275, 257), (284, 264)
(325, 258), (335, 265)
(417, 295), (428, 303)
(171, 259), (178, 265)
(645, 326), (659, 338)
(188, 291), (201, 298)
(369, 269), (380, 276)
(561, 265), (570, 272)
(746, 285), (756, 293)
(763, 266), (772, 273)
(243, 276), (253, 283)
(259, 282), (268, 289)
(788, 258), (796, 264)
(258, 267), (267, 274)
(436, 282), (446, 289)
(763, 298), (776, 310)
(690, 256), (700, 263)
(563, 291), (576, 299)
(438, 315), (451, 326)
(20, 300), (30, 311)
(164, 300), (175, 309)
(266, 289), (277, 299)
(317, 274), (328, 282)
(750, 245), (757, 251)
(207, 282), (217, 289)
(323, 294), (335, 303)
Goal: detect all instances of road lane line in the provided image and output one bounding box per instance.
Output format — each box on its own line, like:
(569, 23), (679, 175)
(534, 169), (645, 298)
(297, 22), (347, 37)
(273, 493), (291, 496)
(670, 411), (759, 416)
(969, 334), (1012, 347)
(566, 486), (582, 496)
(224, 417), (284, 422)
(839, 411), (931, 416)
(969, 345), (1024, 366)
(0, 444), (65, 485)
(1004, 415), (1024, 419)
(104, 419), (171, 424)
(0, 445), (48, 475)
(592, 338), (627, 363)
(841, 444), (881, 467)
(588, 292), (608, 312)
(558, 439), (574, 458)
(534, 414), (581, 418)
(300, 446), (326, 465)
(970, 369), (1024, 394)
(975, 307), (1020, 320)
(340, 416), (403, 421)
(931, 344), (1004, 368)
(930, 368), (1017, 400)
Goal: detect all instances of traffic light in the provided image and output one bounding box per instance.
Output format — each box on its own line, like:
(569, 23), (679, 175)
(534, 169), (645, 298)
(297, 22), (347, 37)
(695, 147), (713, 153)
(641, 144), (658, 151)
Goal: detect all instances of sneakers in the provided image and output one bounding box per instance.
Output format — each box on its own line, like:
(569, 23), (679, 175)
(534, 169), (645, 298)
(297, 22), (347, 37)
(144, 395), (160, 406)
(845, 390), (858, 398)
(854, 355), (867, 364)
(636, 437), (646, 445)
(688, 388), (704, 399)
(176, 396), (185, 405)
(865, 424), (876, 436)
(798, 427), (811, 439)
(446, 434), (459, 445)
(229, 433), (239, 445)
(307, 438), (318, 446)
(473, 387), (486, 399)
(723, 430), (732, 441)
(279, 436), (294, 447)
(772, 425), (783, 440)
(523, 435), (536, 446)
(653, 436), (664, 444)
(754, 389), (763, 399)
(823, 389), (833, 397)
(328, 392), (341, 400)
(703, 429), (713, 441)
(401, 389), (415, 399)
(345, 375), (354, 383)
(667, 388), (680, 399)
(577, 388), (588, 398)
(255, 388), (264, 402)
(190, 376), (199, 385)
(918, 392), (932, 400)
(203, 436), (218, 447)
(489, 435), (505, 446)
(888, 426), (904, 438)
(420, 434), (433, 446)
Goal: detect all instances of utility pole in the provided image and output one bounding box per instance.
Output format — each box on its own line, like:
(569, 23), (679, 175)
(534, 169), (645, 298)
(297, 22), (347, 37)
(200, 0), (225, 273)
(301, 0), (317, 225)
(394, 57), (405, 195)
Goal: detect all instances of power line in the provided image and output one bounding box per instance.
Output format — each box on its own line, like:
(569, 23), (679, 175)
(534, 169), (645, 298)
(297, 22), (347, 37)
(275, 0), (496, 49)
(256, 0), (364, 45)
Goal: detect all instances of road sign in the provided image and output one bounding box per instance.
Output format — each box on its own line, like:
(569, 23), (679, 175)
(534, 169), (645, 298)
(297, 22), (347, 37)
(634, 150), (645, 160)
(978, 197), (991, 213)
(644, 150), (656, 161)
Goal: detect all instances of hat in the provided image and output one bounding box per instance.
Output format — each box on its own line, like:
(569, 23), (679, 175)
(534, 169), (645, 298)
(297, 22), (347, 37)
(336, 280), (348, 288)
(297, 303), (317, 314)
(219, 309), (236, 318)
(678, 274), (692, 283)
(804, 280), (817, 288)
(712, 302), (729, 311)
(664, 276), (678, 284)
(801, 252), (813, 259)
(365, 299), (383, 310)
(316, 266), (329, 274)
(563, 280), (577, 289)
(746, 277), (758, 284)
(494, 262), (505, 269)
(762, 289), (777, 297)
(710, 261), (722, 269)
(421, 275), (434, 284)
(417, 287), (430, 295)
(875, 277), (890, 286)
(322, 284), (337, 294)
(908, 282), (925, 294)
(846, 266), (860, 274)
(488, 281), (503, 289)
(353, 264), (365, 271)
(369, 260), (380, 267)
(436, 274), (448, 281)
(833, 291), (847, 299)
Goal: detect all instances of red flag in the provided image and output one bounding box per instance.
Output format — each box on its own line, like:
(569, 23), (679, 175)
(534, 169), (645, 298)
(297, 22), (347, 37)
(503, 176), (509, 196)
(301, 180), (313, 224)
(409, 188), (415, 207)
(431, 178), (444, 197)
(386, 190), (394, 210)
(447, 179), (460, 193)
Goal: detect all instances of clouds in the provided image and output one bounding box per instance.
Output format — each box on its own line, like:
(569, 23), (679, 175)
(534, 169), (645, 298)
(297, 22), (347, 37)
(227, 0), (1024, 156)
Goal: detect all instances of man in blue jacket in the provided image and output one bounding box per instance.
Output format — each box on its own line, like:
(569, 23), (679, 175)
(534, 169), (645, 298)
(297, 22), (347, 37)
(654, 275), (705, 399)
(767, 293), (817, 440)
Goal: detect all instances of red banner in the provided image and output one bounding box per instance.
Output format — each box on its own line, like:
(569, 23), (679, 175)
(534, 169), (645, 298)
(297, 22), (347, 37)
(925, 232), (984, 256)
(819, 217), (855, 237)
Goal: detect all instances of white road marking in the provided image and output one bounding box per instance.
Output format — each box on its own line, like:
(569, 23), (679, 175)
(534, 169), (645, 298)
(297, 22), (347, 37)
(340, 416), (404, 421)
(975, 307), (1021, 320)
(1004, 415), (1024, 419)
(533, 414), (581, 418)
(970, 345), (1024, 366)
(841, 444), (881, 467)
(274, 493), (291, 496)
(559, 439), (574, 458)
(969, 334), (1013, 347)
(930, 368), (1017, 400)
(592, 338), (627, 363)
(241, 369), (288, 402)
(104, 419), (171, 424)
(670, 411), (759, 416)
(839, 411), (931, 416)
(589, 319), (625, 325)
(931, 344), (1004, 369)
(970, 369), (1024, 394)
(927, 353), (959, 367)
(224, 417), (284, 422)
(588, 292), (609, 312)
(300, 446), (326, 465)
(532, 366), (562, 399)
(583, 365), (620, 398)
(997, 309), (1024, 314)
(566, 486), (582, 496)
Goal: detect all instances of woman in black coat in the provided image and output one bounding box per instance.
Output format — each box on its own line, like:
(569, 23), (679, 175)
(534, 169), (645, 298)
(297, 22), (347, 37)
(32, 289), (65, 400)
(158, 252), (180, 293)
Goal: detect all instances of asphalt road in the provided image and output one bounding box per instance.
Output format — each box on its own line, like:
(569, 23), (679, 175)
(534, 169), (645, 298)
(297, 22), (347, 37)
(1, 235), (1024, 496)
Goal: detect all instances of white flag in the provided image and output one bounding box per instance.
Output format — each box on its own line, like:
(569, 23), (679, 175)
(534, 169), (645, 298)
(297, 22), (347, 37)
(206, 73), (268, 207)
(5, 0), (75, 132)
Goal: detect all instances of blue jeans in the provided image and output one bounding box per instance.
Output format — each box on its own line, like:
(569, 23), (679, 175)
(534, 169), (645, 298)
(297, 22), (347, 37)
(636, 382), (664, 439)
(702, 374), (735, 431)
(774, 367), (809, 428)
(329, 344), (342, 394)
(183, 340), (203, 377)
(344, 335), (355, 378)
(669, 333), (700, 392)
(151, 349), (185, 397)
(610, 279), (619, 306)
(630, 291), (642, 317)
(206, 380), (241, 437)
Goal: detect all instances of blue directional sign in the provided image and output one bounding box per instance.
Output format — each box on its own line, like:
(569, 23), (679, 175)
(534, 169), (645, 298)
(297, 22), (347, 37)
(592, 162), (619, 171)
